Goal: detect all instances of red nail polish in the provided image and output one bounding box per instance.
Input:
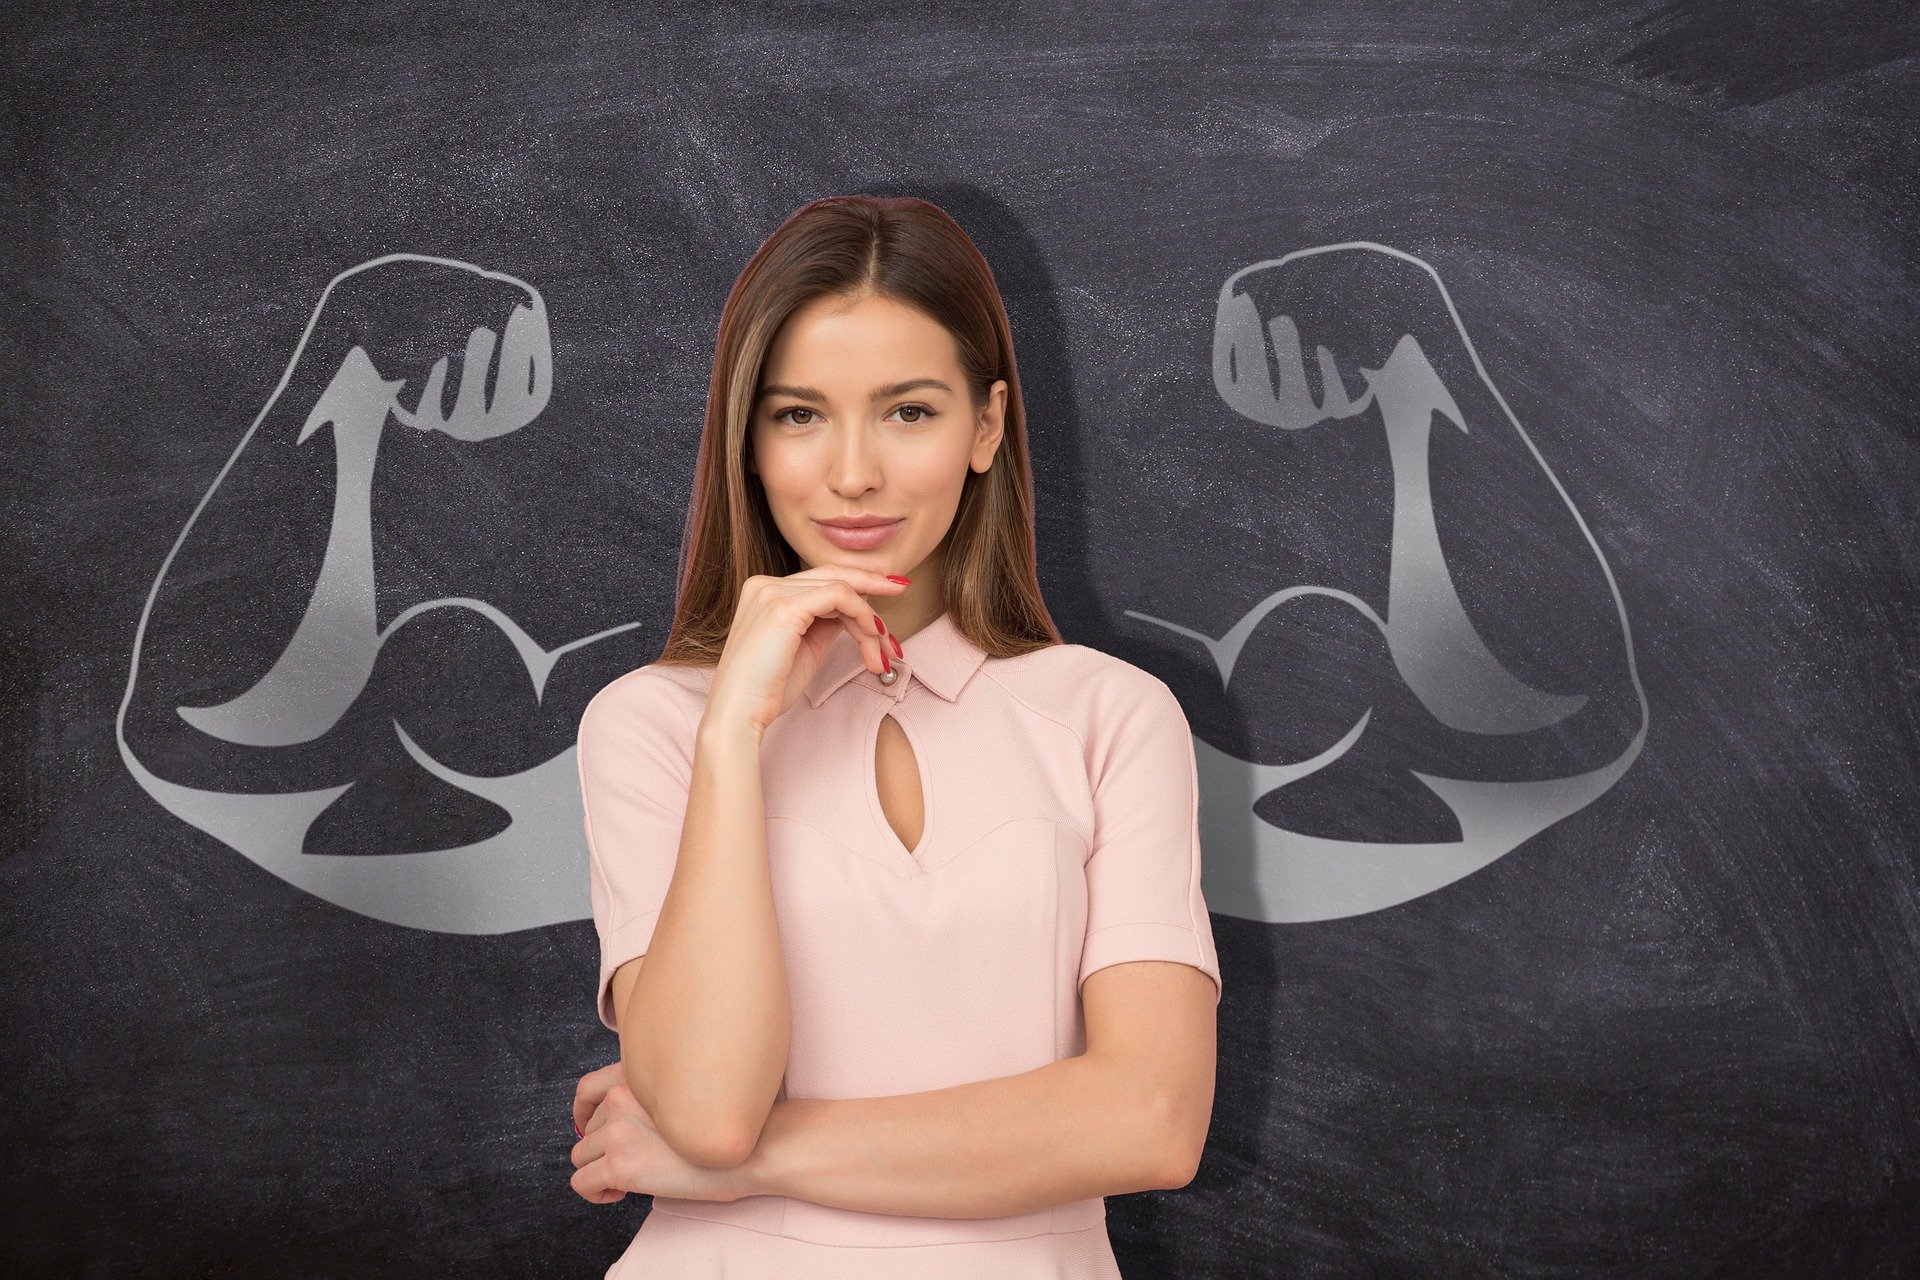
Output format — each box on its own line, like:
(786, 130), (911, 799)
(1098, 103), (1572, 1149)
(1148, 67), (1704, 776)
(573, 1121), (583, 1138)
(891, 635), (903, 658)
(881, 654), (892, 675)
(886, 575), (911, 584)
(874, 616), (885, 633)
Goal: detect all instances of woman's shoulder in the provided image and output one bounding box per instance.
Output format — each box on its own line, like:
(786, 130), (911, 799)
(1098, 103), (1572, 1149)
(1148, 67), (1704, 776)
(980, 640), (1179, 726)
(579, 661), (713, 742)
(988, 637), (1169, 685)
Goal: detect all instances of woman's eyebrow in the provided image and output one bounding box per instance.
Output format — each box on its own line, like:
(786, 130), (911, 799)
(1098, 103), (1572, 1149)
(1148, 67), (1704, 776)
(758, 378), (955, 402)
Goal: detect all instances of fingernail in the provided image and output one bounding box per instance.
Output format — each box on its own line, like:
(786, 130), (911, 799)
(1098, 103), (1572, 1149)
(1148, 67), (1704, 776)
(881, 654), (892, 675)
(874, 616), (886, 634)
(891, 635), (903, 658)
(573, 1120), (583, 1138)
(886, 575), (911, 584)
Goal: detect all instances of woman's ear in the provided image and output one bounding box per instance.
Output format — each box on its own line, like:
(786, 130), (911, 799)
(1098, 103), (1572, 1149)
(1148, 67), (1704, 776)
(971, 379), (1009, 473)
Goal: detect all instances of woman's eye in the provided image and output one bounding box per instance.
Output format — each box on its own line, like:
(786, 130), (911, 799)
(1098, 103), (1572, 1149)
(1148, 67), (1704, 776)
(774, 404), (934, 426)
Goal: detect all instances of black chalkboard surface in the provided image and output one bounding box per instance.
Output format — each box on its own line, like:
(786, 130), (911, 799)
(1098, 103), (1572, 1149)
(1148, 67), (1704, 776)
(5, 2), (1917, 1276)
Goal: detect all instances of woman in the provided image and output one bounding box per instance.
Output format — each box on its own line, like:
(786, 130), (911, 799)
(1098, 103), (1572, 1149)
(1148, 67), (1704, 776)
(567, 194), (1223, 1278)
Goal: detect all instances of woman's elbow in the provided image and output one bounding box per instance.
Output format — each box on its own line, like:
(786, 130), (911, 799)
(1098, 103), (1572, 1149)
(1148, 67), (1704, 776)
(1147, 1095), (1211, 1190)
(656, 1106), (763, 1170)
(1152, 1145), (1204, 1190)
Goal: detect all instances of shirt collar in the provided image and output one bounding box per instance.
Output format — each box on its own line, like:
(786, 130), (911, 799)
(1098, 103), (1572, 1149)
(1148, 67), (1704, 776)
(803, 609), (987, 707)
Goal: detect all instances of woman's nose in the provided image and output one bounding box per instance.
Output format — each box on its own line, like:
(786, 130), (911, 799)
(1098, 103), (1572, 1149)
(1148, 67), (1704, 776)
(829, 425), (884, 488)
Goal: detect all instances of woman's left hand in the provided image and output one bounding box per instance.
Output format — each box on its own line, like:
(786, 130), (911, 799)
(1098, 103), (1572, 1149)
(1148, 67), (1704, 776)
(569, 1063), (757, 1205)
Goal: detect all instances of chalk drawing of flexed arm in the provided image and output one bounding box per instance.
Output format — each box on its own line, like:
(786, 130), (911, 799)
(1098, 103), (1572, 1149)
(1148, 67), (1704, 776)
(119, 254), (644, 934)
(181, 257), (553, 747)
(1134, 243), (1650, 923)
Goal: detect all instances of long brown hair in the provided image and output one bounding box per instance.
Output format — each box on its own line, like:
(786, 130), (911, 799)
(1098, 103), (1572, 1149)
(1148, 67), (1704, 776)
(656, 194), (1060, 668)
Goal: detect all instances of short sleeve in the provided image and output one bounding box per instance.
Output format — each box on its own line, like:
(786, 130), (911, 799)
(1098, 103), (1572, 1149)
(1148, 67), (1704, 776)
(578, 669), (697, 1031)
(1078, 671), (1223, 1005)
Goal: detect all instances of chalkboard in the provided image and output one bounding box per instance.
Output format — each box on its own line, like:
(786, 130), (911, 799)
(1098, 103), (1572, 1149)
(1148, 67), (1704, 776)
(4, 1), (1917, 1276)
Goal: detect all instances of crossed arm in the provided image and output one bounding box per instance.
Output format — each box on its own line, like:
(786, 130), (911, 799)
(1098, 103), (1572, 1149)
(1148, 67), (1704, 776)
(728, 959), (1220, 1219)
(581, 674), (1222, 1216)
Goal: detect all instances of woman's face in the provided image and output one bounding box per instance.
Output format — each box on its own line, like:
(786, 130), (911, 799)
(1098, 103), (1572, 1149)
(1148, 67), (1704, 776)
(749, 290), (1008, 586)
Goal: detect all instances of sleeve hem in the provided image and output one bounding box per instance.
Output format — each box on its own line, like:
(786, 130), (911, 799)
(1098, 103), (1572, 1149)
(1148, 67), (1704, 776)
(597, 908), (662, 1031)
(1078, 921), (1222, 1006)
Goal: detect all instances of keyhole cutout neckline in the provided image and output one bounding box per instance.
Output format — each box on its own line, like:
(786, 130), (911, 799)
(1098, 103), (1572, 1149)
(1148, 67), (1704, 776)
(871, 707), (929, 865)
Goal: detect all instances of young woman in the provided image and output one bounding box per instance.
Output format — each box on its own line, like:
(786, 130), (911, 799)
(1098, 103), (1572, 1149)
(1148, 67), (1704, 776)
(568, 194), (1223, 1278)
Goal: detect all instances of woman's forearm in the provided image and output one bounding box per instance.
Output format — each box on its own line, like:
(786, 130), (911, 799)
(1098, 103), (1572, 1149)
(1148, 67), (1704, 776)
(731, 1051), (1184, 1219)
(621, 716), (788, 1167)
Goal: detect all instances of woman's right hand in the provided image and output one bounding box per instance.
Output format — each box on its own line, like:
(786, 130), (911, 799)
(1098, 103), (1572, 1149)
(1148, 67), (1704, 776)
(704, 567), (911, 738)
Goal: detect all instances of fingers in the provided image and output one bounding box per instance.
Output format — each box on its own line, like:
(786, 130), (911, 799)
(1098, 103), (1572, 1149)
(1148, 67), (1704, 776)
(826, 580), (893, 676)
(748, 565), (905, 608)
(795, 564), (913, 597)
(570, 1124), (606, 1170)
(573, 1060), (623, 1136)
(754, 565), (912, 677)
(587, 1082), (639, 1136)
(570, 1064), (638, 1203)
(569, 1144), (628, 1204)
(772, 576), (899, 677)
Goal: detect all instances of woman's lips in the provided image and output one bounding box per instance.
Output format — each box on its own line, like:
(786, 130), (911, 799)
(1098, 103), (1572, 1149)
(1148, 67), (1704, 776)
(815, 518), (903, 551)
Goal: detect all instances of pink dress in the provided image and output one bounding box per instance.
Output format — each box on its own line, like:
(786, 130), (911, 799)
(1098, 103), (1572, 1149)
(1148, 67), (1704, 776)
(577, 609), (1224, 1278)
